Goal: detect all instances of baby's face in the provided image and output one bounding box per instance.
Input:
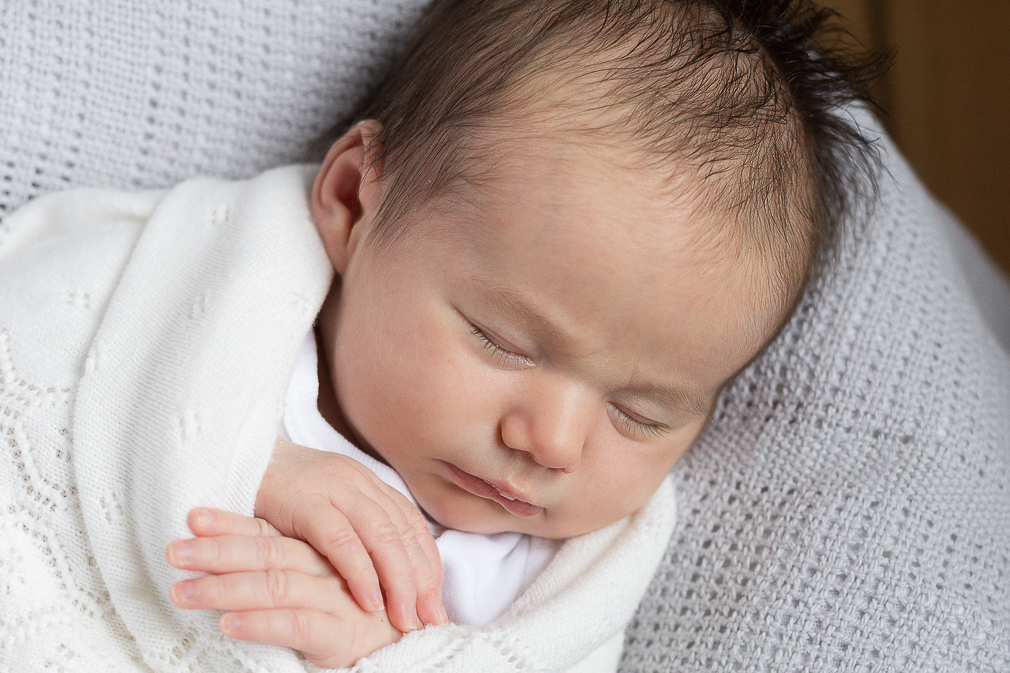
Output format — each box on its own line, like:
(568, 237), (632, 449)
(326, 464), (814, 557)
(314, 131), (789, 538)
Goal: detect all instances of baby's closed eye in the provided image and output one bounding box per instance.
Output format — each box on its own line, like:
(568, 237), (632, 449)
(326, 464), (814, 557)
(468, 321), (536, 369)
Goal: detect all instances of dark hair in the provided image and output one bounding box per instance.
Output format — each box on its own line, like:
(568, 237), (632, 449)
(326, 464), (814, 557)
(316, 0), (886, 305)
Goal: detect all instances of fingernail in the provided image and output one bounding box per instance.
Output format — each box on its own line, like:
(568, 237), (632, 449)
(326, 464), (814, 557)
(221, 613), (242, 633)
(367, 590), (384, 612)
(169, 540), (193, 564)
(398, 607), (418, 632)
(193, 508), (215, 527)
(172, 581), (195, 602)
(432, 589), (448, 625)
(405, 609), (422, 632)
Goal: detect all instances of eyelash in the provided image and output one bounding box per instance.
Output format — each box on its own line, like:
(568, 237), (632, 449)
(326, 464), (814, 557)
(608, 404), (669, 439)
(469, 323), (536, 368)
(468, 320), (669, 439)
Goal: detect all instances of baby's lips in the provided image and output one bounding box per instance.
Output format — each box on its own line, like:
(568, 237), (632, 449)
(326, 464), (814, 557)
(446, 463), (544, 518)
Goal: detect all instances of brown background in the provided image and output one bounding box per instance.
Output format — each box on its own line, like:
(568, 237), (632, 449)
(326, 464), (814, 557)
(822, 0), (1010, 273)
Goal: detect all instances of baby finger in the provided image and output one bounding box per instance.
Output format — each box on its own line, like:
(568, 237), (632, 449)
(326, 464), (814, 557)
(334, 498), (424, 633)
(187, 508), (281, 538)
(291, 498), (385, 613)
(378, 485), (446, 625)
(166, 534), (333, 577)
(219, 607), (400, 668)
(170, 569), (353, 614)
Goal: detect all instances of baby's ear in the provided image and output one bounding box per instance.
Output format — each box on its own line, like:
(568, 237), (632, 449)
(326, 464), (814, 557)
(311, 120), (384, 273)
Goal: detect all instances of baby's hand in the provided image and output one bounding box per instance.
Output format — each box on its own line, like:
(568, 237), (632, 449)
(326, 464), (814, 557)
(255, 438), (446, 632)
(166, 508), (402, 668)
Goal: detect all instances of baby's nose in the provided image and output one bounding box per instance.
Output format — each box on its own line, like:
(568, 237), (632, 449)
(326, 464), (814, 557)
(499, 380), (592, 472)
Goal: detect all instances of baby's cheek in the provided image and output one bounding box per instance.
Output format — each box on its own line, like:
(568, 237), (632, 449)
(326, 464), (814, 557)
(572, 438), (686, 532)
(342, 317), (475, 459)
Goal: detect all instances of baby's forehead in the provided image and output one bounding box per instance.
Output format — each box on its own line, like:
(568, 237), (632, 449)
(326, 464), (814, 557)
(361, 0), (874, 346)
(501, 114), (812, 307)
(441, 129), (746, 256)
(411, 143), (789, 352)
(373, 84), (813, 339)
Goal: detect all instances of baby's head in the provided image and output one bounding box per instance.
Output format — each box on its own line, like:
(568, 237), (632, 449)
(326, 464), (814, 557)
(309, 0), (878, 537)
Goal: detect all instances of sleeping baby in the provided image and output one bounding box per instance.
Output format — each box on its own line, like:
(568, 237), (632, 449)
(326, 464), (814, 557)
(0, 0), (879, 670)
(160, 0), (881, 668)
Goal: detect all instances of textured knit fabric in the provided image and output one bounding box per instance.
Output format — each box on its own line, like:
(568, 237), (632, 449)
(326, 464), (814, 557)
(0, 0), (428, 215)
(280, 332), (562, 628)
(0, 165), (677, 672)
(2, 2), (1009, 672)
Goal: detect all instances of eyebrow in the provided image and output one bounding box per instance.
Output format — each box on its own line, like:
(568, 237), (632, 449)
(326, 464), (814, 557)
(471, 283), (714, 419)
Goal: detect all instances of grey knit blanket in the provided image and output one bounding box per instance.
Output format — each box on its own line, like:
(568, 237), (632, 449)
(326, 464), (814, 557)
(2, 1), (1008, 671)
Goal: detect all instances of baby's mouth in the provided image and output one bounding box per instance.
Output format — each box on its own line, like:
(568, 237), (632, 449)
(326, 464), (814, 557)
(445, 463), (543, 518)
(490, 483), (518, 501)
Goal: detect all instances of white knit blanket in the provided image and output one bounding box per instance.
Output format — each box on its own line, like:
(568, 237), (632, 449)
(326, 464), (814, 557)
(0, 164), (676, 672)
